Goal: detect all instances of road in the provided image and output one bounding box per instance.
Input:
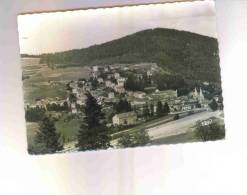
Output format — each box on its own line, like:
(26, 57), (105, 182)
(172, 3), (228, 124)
(147, 110), (223, 141)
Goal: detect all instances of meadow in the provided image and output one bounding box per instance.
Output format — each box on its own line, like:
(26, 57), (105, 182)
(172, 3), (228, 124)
(21, 58), (91, 103)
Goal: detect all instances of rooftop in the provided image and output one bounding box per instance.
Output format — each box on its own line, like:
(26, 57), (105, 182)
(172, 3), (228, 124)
(114, 111), (137, 119)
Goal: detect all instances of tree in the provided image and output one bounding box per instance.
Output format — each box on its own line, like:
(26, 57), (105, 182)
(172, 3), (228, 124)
(177, 88), (190, 97)
(195, 120), (225, 141)
(90, 77), (99, 89)
(117, 134), (132, 147)
(63, 101), (69, 110)
(25, 106), (46, 122)
(124, 74), (147, 91)
(77, 92), (111, 151)
(117, 130), (150, 148)
(143, 103), (150, 119)
(163, 102), (170, 115)
(133, 130), (150, 146)
(150, 103), (154, 117)
(209, 99), (218, 111)
(124, 74), (135, 91)
(29, 117), (63, 154)
(115, 99), (132, 113)
(69, 93), (77, 103)
(156, 101), (163, 116)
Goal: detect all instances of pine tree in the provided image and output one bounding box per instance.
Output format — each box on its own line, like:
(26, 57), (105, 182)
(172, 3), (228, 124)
(150, 103), (154, 117)
(163, 102), (170, 115)
(143, 103), (150, 119)
(209, 99), (218, 111)
(115, 99), (132, 113)
(156, 101), (163, 116)
(31, 117), (63, 154)
(77, 92), (111, 151)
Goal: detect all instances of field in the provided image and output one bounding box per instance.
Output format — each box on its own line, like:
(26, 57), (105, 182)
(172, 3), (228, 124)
(21, 58), (91, 103)
(21, 57), (225, 153)
(55, 118), (83, 143)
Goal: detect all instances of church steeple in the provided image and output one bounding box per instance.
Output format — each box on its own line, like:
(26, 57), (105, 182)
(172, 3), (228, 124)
(199, 88), (204, 100)
(194, 87), (198, 97)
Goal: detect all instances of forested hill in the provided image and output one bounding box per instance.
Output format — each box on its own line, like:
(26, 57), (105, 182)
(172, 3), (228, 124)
(38, 28), (221, 83)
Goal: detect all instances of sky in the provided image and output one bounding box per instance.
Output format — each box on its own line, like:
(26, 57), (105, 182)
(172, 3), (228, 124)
(17, 0), (217, 55)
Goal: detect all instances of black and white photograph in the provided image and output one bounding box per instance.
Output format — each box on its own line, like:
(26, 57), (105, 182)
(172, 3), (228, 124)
(18, 0), (225, 155)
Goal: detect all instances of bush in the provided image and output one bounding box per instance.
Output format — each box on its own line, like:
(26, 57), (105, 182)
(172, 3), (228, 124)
(25, 107), (46, 122)
(195, 121), (225, 141)
(117, 130), (150, 148)
(209, 99), (218, 111)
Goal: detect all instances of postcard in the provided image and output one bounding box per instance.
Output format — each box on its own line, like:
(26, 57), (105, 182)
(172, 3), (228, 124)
(17, 0), (225, 154)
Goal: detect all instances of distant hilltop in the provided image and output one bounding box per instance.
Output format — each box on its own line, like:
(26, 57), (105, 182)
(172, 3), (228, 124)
(22, 28), (221, 83)
(21, 54), (41, 58)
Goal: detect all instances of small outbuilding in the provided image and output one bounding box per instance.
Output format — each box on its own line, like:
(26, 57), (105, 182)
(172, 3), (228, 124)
(112, 111), (137, 126)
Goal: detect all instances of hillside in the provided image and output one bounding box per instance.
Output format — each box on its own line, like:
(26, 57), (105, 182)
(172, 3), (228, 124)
(38, 28), (221, 83)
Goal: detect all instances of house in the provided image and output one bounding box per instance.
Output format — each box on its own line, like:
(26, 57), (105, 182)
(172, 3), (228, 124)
(114, 72), (120, 79)
(182, 104), (193, 111)
(76, 99), (85, 106)
(133, 91), (146, 99)
(170, 103), (182, 112)
(112, 111), (137, 126)
(92, 71), (98, 78)
(214, 95), (219, 102)
(123, 67), (129, 71)
(117, 77), (126, 87)
(107, 74), (114, 79)
(114, 85), (125, 93)
(147, 70), (152, 77)
(105, 80), (113, 88)
(97, 77), (104, 83)
(108, 92), (115, 99)
(93, 66), (98, 72)
(72, 88), (78, 94)
(182, 101), (198, 111)
(130, 101), (147, 115)
(104, 67), (109, 72)
(71, 103), (77, 114)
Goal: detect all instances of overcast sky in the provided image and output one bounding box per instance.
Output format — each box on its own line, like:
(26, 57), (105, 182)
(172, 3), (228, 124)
(18, 0), (217, 55)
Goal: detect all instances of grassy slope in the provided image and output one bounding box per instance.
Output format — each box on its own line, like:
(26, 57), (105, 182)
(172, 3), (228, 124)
(26, 117), (82, 147)
(55, 119), (82, 143)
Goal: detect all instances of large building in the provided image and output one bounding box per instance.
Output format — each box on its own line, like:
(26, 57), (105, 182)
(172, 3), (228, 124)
(112, 111), (137, 126)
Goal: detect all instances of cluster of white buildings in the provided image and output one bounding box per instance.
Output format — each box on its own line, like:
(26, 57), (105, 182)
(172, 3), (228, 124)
(25, 63), (222, 128)
(25, 97), (66, 110)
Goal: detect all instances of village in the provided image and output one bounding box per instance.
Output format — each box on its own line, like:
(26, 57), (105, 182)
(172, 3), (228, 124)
(24, 62), (223, 132)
